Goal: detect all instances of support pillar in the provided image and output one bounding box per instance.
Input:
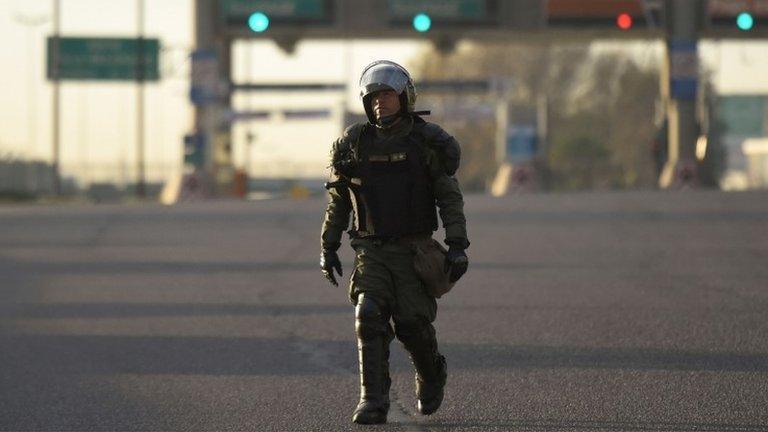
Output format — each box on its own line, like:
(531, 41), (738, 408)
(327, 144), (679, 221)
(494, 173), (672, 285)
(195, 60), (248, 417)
(194, 0), (234, 196)
(659, 0), (703, 188)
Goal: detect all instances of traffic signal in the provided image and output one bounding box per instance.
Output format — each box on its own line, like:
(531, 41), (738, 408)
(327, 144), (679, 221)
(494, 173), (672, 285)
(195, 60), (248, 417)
(248, 12), (270, 33)
(616, 12), (633, 30)
(708, 1), (765, 35)
(413, 13), (432, 32)
(387, 0), (494, 34)
(546, 0), (659, 31)
(736, 12), (754, 31)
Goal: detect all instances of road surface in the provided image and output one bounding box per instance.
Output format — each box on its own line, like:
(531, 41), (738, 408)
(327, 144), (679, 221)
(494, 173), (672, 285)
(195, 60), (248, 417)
(1, 191), (767, 431)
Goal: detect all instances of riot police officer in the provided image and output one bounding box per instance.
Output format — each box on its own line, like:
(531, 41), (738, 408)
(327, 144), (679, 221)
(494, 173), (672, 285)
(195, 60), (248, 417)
(320, 60), (469, 425)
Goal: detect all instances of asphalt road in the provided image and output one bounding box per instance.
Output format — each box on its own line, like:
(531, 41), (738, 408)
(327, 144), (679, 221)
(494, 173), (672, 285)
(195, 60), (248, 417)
(1, 191), (767, 431)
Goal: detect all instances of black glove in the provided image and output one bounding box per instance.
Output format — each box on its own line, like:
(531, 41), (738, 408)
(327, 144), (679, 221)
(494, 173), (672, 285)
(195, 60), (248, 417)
(320, 249), (343, 286)
(332, 158), (358, 178)
(444, 246), (468, 283)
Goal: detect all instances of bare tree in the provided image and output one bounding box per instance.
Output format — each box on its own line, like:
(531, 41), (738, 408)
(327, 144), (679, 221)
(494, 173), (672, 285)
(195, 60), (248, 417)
(411, 42), (663, 191)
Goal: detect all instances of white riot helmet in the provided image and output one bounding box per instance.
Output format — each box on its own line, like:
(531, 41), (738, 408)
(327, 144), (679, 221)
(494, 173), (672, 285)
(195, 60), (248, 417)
(359, 60), (418, 125)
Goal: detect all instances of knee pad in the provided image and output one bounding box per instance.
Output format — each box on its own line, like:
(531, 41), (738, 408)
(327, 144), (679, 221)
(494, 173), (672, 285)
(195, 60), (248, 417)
(355, 294), (387, 341)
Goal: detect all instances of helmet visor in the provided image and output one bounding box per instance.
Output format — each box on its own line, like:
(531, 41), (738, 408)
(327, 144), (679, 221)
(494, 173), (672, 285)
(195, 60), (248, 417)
(359, 64), (409, 98)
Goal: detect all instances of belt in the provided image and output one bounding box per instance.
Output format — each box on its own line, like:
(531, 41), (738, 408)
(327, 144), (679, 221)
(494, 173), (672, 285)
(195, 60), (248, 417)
(355, 232), (431, 247)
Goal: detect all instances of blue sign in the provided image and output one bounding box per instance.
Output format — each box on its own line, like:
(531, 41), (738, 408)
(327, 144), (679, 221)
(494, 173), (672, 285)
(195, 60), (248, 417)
(669, 40), (698, 100)
(506, 126), (537, 163)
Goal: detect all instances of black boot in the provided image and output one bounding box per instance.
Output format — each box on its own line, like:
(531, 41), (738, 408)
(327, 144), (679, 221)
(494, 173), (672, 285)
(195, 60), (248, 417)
(396, 320), (447, 416)
(352, 295), (390, 424)
(415, 354), (446, 415)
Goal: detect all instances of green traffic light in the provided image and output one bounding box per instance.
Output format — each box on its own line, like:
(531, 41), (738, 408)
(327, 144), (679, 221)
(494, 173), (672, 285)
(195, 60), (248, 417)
(413, 13), (431, 32)
(737, 12), (754, 31)
(248, 12), (269, 32)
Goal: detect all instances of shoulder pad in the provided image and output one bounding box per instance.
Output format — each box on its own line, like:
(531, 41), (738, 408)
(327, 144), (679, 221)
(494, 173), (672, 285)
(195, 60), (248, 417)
(419, 122), (453, 144)
(343, 122), (367, 140)
(335, 123), (367, 152)
(417, 122), (461, 176)
(330, 123), (367, 175)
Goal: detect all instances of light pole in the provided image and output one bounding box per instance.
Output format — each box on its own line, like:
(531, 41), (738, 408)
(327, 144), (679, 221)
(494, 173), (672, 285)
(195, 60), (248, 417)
(51, 0), (61, 195)
(136, 0), (146, 198)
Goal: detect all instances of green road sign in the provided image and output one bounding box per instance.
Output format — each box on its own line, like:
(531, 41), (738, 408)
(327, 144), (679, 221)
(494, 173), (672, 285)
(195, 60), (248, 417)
(47, 37), (159, 81)
(719, 96), (766, 137)
(221, 0), (330, 25)
(388, 0), (490, 22)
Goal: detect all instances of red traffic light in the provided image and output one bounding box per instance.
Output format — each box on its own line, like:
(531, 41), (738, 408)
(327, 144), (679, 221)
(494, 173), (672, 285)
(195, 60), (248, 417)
(616, 13), (633, 30)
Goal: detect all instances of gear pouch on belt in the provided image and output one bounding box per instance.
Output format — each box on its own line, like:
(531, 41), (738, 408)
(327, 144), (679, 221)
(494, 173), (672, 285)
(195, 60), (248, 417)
(412, 238), (455, 298)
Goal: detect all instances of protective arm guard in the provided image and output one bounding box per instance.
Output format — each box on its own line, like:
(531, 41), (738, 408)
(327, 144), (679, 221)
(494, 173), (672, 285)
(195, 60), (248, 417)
(321, 123), (368, 251)
(433, 175), (470, 250)
(421, 123), (470, 250)
(321, 128), (357, 252)
(321, 178), (351, 252)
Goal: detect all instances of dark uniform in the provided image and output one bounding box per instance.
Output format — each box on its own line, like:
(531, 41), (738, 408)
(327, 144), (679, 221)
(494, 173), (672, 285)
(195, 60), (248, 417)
(320, 61), (469, 425)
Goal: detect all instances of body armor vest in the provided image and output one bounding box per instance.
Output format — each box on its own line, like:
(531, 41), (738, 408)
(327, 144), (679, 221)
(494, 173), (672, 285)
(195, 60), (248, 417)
(348, 125), (438, 238)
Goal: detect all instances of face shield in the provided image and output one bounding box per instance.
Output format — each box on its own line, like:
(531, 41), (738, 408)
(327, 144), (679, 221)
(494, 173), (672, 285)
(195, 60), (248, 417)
(359, 63), (409, 99)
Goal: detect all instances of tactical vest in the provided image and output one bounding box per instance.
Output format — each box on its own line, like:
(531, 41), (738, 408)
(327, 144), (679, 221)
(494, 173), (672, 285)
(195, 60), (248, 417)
(348, 125), (438, 238)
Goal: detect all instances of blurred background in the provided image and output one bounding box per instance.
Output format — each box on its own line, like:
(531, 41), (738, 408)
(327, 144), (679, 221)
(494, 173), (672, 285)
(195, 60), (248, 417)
(0, 0), (767, 202)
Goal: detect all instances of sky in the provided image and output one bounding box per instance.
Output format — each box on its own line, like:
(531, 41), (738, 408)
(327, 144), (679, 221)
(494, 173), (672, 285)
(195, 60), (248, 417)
(0, 0), (767, 184)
